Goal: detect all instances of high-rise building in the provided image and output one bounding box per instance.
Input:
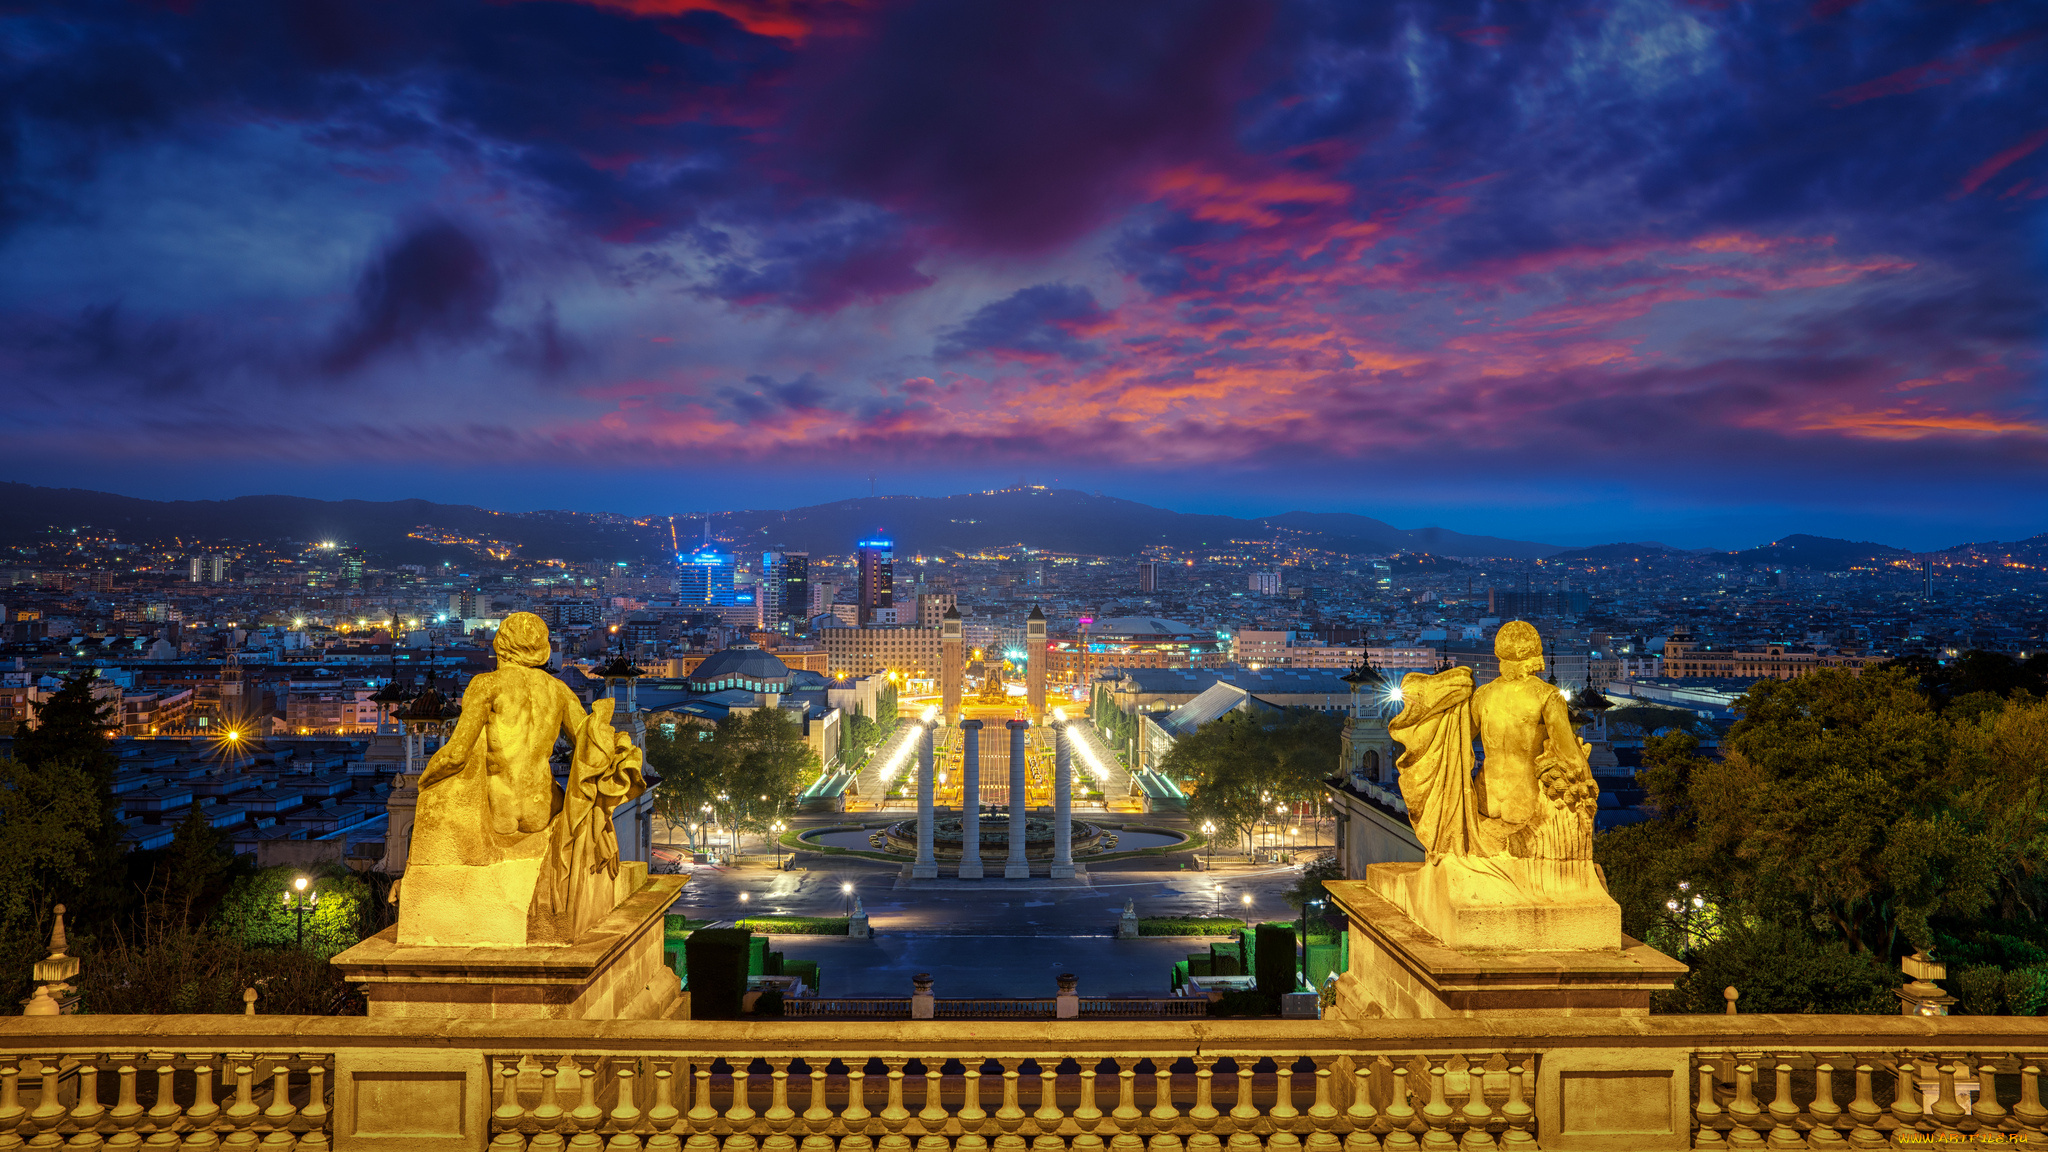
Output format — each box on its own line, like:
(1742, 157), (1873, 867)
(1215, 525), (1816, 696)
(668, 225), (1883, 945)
(1250, 571), (1281, 596)
(1137, 561), (1160, 593)
(763, 551), (809, 626)
(809, 582), (840, 617)
(857, 537), (893, 625)
(678, 546), (737, 607)
(916, 592), (957, 628)
(188, 555), (227, 584)
(336, 547), (367, 588)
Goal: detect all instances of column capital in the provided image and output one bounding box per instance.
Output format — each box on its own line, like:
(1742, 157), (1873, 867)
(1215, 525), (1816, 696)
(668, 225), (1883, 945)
(1006, 719), (1029, 730)
(960, 719), (983, 731)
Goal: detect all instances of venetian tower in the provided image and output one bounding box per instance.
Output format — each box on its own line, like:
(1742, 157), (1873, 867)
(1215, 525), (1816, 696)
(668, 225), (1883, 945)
(1025, 604), (1047, 724)
(941, 605), (964, 724)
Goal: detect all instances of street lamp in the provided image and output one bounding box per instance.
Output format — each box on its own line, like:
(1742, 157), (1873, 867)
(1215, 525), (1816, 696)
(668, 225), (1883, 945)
(281, 876), (318, 948)
(1202, 821), (1216, 870)
(771, 820), (787, 870)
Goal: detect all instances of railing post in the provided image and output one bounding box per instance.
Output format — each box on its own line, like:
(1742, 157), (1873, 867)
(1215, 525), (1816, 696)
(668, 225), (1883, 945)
(1186, 1057), (1220, 1152)
(1929, 1058), (1968, 1133)
(879, 1058), (912, 1152)
(1074, 1057), (1106, 1152)
(917, 1058), (951, 1144)
(533, 1058), (568, 1152)
(1268, 1060), (1302, 1152)
(1416, 1056), (1453, 1151)
(685, 1061), (718, 1152)
(610, 1058), (645, 1152)
(762, 1058), (796, 1152)
(301, 1056), (331, 1151)
(1843, 1063), (1883, 1150)
(1763, 1059), (1800, 1148)
(260, 1055), (297, 1149)
(798, 1061), (832, 1152)
(1807, 1059), (1844, 1146)
(2013, 1055), (2048, 1137)
(1107, 1061), (1143, 1152)
(843, 1059), (875, 1148)
(1032, 1062), (1063, 1138)
(107, 1054), (144, 1149)
(1725, 1059), (1763, 1149)
(186, 1054), (222, 1147)
(143, 1054), (179, 1147)
(1226, 1060), (1257, 1146)
(993, 1059), (1026, 1148)
(68, 1054), (107, 1150)
(1887, 1055), (1924, 1140)
(223, 1055), (259, 1150)
(1692, 1058), (1725, 1151)
(1382, 1063), (1418, 1151)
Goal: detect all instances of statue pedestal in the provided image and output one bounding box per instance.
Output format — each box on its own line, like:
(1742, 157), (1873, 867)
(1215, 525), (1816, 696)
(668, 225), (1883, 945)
(333, 871), (686, 1020)
(1323, 869), (1685, 1020)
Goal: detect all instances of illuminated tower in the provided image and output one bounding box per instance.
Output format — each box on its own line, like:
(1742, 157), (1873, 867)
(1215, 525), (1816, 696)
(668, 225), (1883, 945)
(857, 537), (893, 625)
(1025, 604), (1047, 724)
(941, 606), (963, 724)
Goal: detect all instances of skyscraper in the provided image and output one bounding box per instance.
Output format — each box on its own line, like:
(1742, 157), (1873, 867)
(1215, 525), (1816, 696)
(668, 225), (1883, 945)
(678, 545), (736, 606)
(764, 551), (809, 627)
(1137, 561), (1160, 593)
(857, 537), (893, 625)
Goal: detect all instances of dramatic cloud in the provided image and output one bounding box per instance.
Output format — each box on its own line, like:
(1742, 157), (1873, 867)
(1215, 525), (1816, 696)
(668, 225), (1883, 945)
(0, 0), (2043, 545)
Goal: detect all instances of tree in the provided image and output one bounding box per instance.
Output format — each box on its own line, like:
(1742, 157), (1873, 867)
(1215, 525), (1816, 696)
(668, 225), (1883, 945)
(8, 671), (124, 923)
(1169, 709), (1340, 853)
(648, 725), (722, 851)
(0, 755), (103, 932)
(648, 708), (822, 855)
(213, 865), (374, 958)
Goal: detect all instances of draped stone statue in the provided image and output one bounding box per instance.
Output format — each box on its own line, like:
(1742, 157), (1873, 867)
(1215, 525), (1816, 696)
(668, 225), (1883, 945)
(396, 612), (647, 947)
(1385, 620), (1617, 950)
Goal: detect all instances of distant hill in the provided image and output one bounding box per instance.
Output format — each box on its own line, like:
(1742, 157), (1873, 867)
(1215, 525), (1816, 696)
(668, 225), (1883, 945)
(0, 481), (1562, 563)
(0, 483), (666, 566)
(715, 489), (1564, 559)
(1546, 542), (1678, 562)
(1729, 534), (1912, 569)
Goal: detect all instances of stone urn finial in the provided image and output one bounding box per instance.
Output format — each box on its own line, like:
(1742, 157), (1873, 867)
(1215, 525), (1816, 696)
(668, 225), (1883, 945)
(913, 973), (934, 995)
(1057, 973), (1078, 994)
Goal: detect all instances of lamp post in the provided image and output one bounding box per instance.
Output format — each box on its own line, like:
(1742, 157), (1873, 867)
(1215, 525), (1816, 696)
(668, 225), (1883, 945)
(281, 876), (318, 948)
(1202, 822), (1215, 871)
(771, 820), (787, 870)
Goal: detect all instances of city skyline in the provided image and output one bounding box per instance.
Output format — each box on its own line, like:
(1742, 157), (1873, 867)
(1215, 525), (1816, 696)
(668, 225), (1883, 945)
(2, 0), (2043, 548)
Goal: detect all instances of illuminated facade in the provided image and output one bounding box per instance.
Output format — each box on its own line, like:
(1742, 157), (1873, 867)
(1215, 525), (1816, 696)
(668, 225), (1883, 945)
(1661, 630), (1882, 680)
(821, 625), (940, 678)
(1046, 615), (1228, 684)
(857, 538), (893, 625)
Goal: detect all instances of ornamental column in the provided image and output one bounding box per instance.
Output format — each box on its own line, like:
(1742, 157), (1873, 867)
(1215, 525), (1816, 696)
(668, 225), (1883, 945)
(913, 722), (938, 880)
(1051, 722), (1075, 879)
(1005, 719), (1031, 878)
(958, 720), (984, 879)
(941, 608), (964, 725)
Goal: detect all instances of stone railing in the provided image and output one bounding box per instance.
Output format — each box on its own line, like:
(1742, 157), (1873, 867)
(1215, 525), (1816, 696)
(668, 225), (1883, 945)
(784, 999), (1207, 1020)
(0, 1014), (2043, 1151)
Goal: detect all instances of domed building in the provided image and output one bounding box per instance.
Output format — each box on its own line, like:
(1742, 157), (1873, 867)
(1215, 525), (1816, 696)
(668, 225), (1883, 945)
(684, 644), (795, 695)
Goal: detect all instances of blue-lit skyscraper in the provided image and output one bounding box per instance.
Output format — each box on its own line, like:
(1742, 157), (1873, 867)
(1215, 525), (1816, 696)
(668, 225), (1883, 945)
(857, 536), (892, 625)
(677, 545), (736, 606)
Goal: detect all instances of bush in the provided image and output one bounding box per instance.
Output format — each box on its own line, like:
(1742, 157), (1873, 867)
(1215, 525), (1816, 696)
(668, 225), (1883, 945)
(1655, 919), (1900, 1014)
(1254, 923), (1297, 994)
(213, 865), (374, 959)
(685, 929), (751, 1020)
(1136, 917), (1244, 937)
(784, 959), (821, 994)
(2005, 966), (2048, 1016)
(1954, 966), (2006, 1015)
(754, 988), (785, 1017)
(735, 916), (850, 935)
(83, 929), (360, 1015)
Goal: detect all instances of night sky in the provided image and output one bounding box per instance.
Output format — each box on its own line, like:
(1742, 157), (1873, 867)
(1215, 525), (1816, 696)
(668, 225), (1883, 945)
(1, 0), (2042, 549)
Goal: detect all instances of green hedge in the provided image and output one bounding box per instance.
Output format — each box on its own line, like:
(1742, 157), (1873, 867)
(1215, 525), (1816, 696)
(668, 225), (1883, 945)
(685, 928), (751, 1020)
(736, 916), (852, 935)
(1137, 917), (1245, 937)
(1255, 923), (1298, 994)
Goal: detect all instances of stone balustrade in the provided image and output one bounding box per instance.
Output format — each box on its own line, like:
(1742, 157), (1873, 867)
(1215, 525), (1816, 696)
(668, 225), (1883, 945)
(0, 1015), (2042, 1151)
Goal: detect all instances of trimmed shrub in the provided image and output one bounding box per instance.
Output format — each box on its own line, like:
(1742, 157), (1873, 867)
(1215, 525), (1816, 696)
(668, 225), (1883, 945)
(755, 988), (786, 1017)
(2004, 966), (2048, 1016)
(1136, 917), (1244, 937)
(685, 929), (751, 1020)
(1254, 923), (1298, 994)
(736, 916), (851, 935)
(1186, 953), (1213, 978)
(1208, 988), (1280, 1017)
(1954, 967), (2005, 1015)
(1208, 942), (1242, 977)
(784, 959), (821, 994)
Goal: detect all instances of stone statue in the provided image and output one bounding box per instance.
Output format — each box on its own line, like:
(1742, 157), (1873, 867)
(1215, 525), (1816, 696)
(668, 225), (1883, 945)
(1386, 620), (1612, 948)
(397, 612), (647, 947)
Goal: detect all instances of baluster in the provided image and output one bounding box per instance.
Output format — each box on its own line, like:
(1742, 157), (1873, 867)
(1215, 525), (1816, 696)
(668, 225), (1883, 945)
(757, 1059), (794, 1152)
(1381, 1063), (1418, 1152)
(1225, 1060), (1257, 1149)
(492, 1058), (529, 1151)
(878, 1059), (912, 1152)
(1762, 1060), (1802, 1149)
(297, 1058), (329, 1152)
(1725, 1060), (1764, 1149)
(1451, 1055), (1491, 1152)
(142, 1056), (181, 1151)
(725, 1060), (760, 1152)
(1343, 1059), (1379, 1152)
(1889, 1056), (1924, 1138)
(533, 1057), (570, 1152)
(1146, 1058), (1180, 1152)
(2012, 1055), (2048, 1143)
(184, 1055), (222, 1152)
(1031, 1061), (1063, 1148)
(1181, 1058), (1217, 1152)
(993, 1059), (1026, 1145)
(0, 1055), (24, 1152)
(1927, 1059), (1967, 1134)
(1496, 1059), (1532, 1151)
(1970, 1054), (2007, 1135)
(1417, 1057), (1454, 1152)
(1805, 1060), (1843, 1147)
(648, 1061), (683, 1152)
(842, 1060), (875, 1152)
(563, 1057), (603, 1150)
(102, 1055), (145, 1151)
(258, 1057), (297, 1150)
(222, 1057), (264, 1152)
(686, 1061), (718, 1150)
(1072, 1058), (1106, 1152)
(1269, 1060), (1302, 1152)
(797, 1063), (831, 1152)
(610, 1058), (645, 1152)
(1106, 1061), (1142, 1152)
(68, 1053), (108, 1151)
(1303, 1059), (1339, 1152)
(959, 1060), (991, 1152)
(1842, 1064), (1883, 1151)
(23, 1056), (66, 1152)
(1692, 1058), (1726, 1151)
(916, 1057), (950, 1150)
